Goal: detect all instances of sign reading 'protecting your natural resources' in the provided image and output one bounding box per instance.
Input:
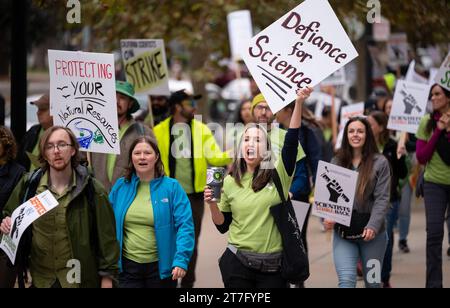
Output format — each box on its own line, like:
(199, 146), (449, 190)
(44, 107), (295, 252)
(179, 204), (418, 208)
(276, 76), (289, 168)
(242, 0), (358, 113)
(48, 50), (120, 155)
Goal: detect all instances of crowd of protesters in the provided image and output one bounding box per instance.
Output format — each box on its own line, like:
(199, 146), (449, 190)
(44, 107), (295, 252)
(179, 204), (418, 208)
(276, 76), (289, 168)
(0, 57), (449, 289)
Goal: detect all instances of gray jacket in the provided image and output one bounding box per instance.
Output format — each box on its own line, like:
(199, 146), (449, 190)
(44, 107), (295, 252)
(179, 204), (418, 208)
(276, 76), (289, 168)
(332, 154), (391, 234)
(90, 120), (156, 192)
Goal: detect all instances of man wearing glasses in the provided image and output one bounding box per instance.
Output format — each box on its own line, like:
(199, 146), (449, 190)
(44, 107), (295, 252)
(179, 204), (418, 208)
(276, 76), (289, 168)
(1, 126), (119, 288)
(153, 89), (231, 288)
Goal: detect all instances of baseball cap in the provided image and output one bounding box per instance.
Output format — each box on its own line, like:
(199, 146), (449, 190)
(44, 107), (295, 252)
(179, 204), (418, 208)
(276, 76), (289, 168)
(168, 89), (202, 107)
(30, 93), (49, 110)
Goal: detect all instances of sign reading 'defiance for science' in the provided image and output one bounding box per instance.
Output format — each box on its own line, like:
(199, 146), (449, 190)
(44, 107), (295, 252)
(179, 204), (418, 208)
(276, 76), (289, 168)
(242, 0), (358, 113)
(312, 161), (358, 227)
(387, 80), (430, 134)
(121, 39), (170, 95)
(48, 50), (120, 155)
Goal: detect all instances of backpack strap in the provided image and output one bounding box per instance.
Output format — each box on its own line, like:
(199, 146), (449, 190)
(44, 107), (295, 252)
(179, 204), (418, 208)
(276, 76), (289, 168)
(85, 176), (99, 255)
(272, 170), (286, 203)
(22, 168), (44, 203)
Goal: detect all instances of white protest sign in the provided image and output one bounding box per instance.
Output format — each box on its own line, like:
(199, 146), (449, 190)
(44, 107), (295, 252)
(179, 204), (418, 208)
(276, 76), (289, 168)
(0, 190), (58, 264)
(320, 67), (346, 87)
(405, 60), (428, 85)
(227, 11), (253, 61)
(242, 0), (358, 113)
(312, 161), (358, 226)
(388, 33), (409, 66)
(387, 80), (430, 134)
(121, 39), (170, 95)
(48, 50), (120, 155)
(434, 51), (450, 91)
(311, 92), (341, 120)
(291, 200), (310, 231)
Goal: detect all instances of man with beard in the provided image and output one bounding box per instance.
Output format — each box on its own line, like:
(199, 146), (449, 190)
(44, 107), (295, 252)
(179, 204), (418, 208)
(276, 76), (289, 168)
(0, 126), (119, 288)
(146, 95), (170, 127)
(153, 89), (231, 288)
(90, 81), (156, 192)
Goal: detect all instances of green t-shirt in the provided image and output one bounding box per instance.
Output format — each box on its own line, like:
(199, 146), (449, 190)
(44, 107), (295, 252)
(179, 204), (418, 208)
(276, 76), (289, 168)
(218, 158), (293, 253)
(123, 181), (158, 263)
(269, 126), (305, 162)
(416, 114), (450, 185)
(107, 122), (131, 181)
(173, 126), (194, 194)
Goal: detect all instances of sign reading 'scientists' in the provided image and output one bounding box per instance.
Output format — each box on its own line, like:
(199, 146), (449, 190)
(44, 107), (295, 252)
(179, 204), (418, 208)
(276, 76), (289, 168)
(242, 0), (358, 113)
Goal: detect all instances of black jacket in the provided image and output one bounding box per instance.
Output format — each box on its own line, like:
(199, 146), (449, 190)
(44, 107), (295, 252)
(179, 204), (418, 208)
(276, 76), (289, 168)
(16, 124), (42, 170)
(0, 161), (25, 213)
(383, 138), (408, 202)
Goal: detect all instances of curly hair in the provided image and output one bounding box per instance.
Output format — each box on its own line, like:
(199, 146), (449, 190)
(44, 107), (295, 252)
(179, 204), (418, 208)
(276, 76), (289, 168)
(0, 126), (18, 162)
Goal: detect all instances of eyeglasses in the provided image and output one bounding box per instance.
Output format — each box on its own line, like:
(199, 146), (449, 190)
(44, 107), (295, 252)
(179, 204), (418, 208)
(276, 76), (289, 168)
(255, 105), (271, 112)
(45, 142), (73, 151)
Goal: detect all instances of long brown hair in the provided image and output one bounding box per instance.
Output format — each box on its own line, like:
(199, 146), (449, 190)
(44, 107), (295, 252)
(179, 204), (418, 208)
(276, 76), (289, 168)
(231, 123), (274, 192)
(335, 117), (378, 203)
(426, 84), (450, 134)
(0, 126), (18, 162)
(124, 136), (164, 182)
(369, 111), (390, 146)
(38, 126), (80, 172)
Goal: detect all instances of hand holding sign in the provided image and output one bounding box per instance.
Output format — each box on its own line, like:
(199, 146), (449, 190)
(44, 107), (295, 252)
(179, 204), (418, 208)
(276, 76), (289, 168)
(0, 217), (12, 235)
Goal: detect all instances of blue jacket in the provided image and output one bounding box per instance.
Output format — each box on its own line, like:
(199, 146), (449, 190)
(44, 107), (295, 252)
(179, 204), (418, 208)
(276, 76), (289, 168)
(109, 174), (195, 279)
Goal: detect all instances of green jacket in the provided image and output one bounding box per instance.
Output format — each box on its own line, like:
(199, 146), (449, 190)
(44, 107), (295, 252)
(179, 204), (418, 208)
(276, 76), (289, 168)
(154, 117), (231, 193)
(2, 165), (119, 288)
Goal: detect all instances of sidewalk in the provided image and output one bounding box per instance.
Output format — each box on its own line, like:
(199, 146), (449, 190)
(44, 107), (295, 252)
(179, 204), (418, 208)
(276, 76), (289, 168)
(195, 198), (450, 288)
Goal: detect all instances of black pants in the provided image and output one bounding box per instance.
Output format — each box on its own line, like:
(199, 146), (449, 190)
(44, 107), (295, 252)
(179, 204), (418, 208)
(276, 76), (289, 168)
(424, 181), (450, 288)
(218, 249), (287, 288)
(181, 193), (204, 288)
(119, 257), (177, 288)
(0, 252), (16, 288)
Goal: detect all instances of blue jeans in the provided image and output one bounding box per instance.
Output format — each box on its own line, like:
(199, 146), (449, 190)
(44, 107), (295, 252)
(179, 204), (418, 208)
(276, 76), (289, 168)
(382, 200), (400, 283)
(399, 183), (412, 241)
(333, 231), (387, 288)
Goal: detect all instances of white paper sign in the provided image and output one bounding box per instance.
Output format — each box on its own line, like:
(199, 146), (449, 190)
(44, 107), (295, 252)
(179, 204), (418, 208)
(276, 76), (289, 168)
(434, 51), (450, 91)
(121, 39), (170, 95)
(340, 102), (364, 129)
(227, 11), (253, 61)
(291, 200), (310, 231)
(387, 80), (430, 134)
(0, 190), (58, 264)
(405, 60), (428, 85)
(311, 92), (341, 120)
(388, 33), (409, 66)
(48, 50), (120, 154)
(320, 67), (347, 87)
(242, 0), (358, 113)
(312, 161), (358, 226)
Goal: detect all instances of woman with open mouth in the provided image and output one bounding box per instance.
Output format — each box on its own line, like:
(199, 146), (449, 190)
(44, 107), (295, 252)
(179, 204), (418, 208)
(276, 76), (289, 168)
(204, 87), (312, 288)
(109, 136), (194, 288)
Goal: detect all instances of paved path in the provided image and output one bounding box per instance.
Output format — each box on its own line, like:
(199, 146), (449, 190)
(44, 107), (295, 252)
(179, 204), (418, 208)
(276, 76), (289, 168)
(195, 199), (450, 288)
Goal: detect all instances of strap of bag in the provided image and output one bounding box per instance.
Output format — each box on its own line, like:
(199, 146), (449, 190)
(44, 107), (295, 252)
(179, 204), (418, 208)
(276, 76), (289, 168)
(272, 170), (287, 203)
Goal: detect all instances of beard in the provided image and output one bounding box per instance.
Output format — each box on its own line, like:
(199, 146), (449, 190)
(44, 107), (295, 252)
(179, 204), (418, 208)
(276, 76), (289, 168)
(181, 109), (194, 121)
(152, 105), (168, 116)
